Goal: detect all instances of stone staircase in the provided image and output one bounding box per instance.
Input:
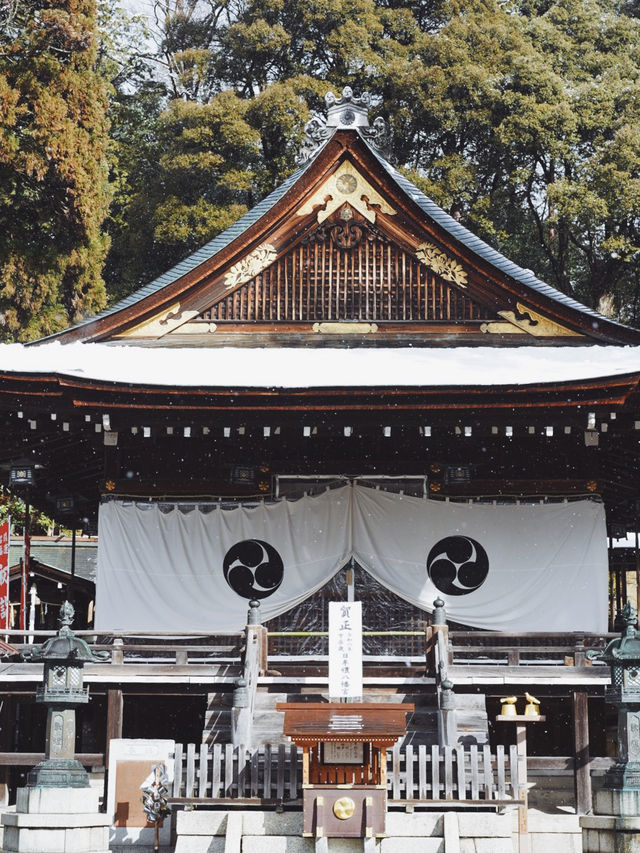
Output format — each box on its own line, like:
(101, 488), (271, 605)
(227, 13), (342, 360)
(203, 684), (489, 750)
(202, 688), (235, 744)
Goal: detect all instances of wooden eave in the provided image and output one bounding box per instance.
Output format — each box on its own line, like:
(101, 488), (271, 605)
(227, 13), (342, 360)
(47, 132), (640, 346)
(277, 702), (413, 745)
(9, 560), (94, 592)
(0, 369), (637, 414)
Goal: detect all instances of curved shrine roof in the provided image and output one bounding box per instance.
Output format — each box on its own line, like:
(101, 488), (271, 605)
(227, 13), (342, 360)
(41, 112), (640, 346)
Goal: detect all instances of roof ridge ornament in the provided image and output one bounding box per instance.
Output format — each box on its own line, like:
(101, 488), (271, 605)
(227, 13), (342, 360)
(325, 86), (371, 127)
(296, 86), (392, 164)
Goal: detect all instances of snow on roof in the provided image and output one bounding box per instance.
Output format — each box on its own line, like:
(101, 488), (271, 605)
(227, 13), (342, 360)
(5, 342), (640, 388)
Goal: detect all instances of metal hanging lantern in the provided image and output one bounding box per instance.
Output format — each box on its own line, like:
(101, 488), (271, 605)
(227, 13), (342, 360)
(9, 459), (36, 489)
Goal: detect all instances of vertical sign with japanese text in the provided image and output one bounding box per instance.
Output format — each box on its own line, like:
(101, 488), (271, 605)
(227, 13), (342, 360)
(0, 519), (10, 630)
(328, 601), (362, 700)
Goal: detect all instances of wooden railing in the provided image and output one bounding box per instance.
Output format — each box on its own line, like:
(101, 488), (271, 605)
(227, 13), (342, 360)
(3, 631), (244, 665)
(170, 743), (519, 805)
(267, 630), (427, 658)
(266, 628), (612, 667)
(4, 625), (614, 670)
(447, 631), (613, 667)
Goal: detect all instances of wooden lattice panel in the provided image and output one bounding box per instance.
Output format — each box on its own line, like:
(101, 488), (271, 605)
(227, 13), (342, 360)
(202, 237), (493, 324)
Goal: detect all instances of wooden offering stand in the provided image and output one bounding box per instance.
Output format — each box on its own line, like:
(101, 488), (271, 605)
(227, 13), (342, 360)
(277, 702), (413, 842)
(496, 712), (546, 853)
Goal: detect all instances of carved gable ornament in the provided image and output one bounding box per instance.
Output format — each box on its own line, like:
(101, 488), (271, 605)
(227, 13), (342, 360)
(297, 161), (396, 224)
(416, 242), (468, 288)
(223, 243), (277, 290)
(481, 302), (583, 337)
(116, 302), (199, 339)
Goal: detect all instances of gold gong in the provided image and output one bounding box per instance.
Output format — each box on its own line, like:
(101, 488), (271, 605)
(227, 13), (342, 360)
(333, 796), (356, 820)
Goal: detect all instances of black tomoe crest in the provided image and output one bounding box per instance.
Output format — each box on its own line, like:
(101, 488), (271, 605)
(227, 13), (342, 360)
(223, 539), (284, 599)
(427, 536), (489, 596)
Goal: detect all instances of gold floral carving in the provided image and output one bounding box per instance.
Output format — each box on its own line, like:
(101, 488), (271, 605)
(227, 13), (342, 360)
(224, 243), (277, 290)
(416, 243), (468, 288)
(481, 302), (582, 337)
(296, 161), (395, 224)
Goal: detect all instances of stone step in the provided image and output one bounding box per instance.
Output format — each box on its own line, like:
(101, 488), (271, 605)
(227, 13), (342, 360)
(203, 690), (234, 744)
(203, 685), (488, 749)
(251, 689), (445, 750)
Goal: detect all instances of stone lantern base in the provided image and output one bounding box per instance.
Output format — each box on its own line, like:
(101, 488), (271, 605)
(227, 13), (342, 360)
(581, 789), (640, 852)
(26, 757), (90, 788)
(1, 786), (109, 853)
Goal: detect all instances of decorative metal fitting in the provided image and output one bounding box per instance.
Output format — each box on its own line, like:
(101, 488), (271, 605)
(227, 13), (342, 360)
(432, 598), (447, 626)
(296, 86), (391, 164)
(247, 599), (262, 626)
(440, 678), (455, 711)
(233, 676), (249, 708)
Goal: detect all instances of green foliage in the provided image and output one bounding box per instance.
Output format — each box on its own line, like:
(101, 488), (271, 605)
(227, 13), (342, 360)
(0, 487), (55, 536)
(0, 0), (112, 340)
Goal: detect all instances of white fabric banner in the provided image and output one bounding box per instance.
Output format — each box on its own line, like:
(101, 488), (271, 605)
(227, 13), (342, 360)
(352, 485), (608, 632)
(96, 485), (607, 632)
(95, 488), (351, 632)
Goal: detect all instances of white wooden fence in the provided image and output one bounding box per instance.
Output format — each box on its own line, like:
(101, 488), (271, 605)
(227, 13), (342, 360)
(171, 742), (519, 804)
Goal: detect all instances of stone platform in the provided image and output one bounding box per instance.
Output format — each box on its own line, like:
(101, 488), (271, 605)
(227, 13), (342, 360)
(174, 810), (513, 853)
(581, 788), (640, 853)
(1, 786), (109, 853)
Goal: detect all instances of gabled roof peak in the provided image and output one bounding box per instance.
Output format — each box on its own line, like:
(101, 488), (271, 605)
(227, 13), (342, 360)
(297, 87), (391, 165)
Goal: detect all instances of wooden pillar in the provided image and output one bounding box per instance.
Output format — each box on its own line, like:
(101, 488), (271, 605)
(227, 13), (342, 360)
(573, 691), (592, 815)
(106, 689), (123, 771)
(515, 723), (529, 853)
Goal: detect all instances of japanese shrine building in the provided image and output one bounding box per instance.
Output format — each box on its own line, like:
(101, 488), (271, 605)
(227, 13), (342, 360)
(1, 88), (640, 819)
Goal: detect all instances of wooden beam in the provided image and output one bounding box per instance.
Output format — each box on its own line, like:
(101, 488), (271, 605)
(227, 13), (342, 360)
(0, 752), (103, 766)
(573, 691), (592, 814)
(106, 688), (123, 770)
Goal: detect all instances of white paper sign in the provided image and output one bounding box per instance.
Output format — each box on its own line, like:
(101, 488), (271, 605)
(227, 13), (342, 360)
(328, 601), (362, 700)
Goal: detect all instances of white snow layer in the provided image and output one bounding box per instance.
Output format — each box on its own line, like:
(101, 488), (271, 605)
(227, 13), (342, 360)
(0, 342), (639, 388)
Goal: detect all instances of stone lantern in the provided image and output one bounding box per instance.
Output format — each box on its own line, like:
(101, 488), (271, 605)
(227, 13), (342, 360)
(21, 600), (109, 788)
(588, 600), (640, 810)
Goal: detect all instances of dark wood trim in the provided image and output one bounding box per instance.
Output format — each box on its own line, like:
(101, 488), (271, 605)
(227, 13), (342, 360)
(0, 752), (103, 766)
(106, 688), (123, 770)
(573, 691), (592, 814)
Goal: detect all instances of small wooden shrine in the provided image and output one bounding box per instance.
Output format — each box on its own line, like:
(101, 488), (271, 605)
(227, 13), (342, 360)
(277, 701), (413, 839)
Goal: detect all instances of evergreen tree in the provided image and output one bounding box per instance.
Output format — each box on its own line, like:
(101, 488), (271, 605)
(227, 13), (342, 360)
(0, 0), (111, 340)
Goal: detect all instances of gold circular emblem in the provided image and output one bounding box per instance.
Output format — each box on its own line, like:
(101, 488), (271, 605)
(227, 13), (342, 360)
(336, 173), (357, 194)
(333, 796), (356, 820)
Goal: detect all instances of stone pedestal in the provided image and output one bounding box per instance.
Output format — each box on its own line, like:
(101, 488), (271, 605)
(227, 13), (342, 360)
(581, 815), (640, 852)
(581, 790), (640, 852)
(174, 809), (513, 853)
(1, 786), (110, 853)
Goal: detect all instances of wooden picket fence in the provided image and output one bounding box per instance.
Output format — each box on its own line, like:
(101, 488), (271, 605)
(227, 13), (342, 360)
(171, 742), (519, 804)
